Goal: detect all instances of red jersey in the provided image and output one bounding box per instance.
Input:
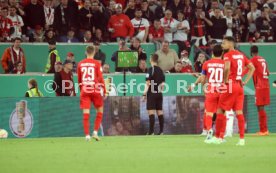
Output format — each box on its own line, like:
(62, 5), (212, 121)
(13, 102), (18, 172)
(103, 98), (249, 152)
(223, 50), (250, 82)
(77, 58), (106, 94)
(107, 14), (134, 38)
(149, 25), (164, 39)
(202, 58), (225, 91)
(0, 17), (13, 38)
(251, 56), (270, 89)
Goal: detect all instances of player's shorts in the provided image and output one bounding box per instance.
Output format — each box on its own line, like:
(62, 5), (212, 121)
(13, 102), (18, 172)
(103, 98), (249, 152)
(205, 92), (220, 113)
(218, 81), (244, 111)
(255, 88), (270, 106)
(147, 94), (163, 110)
(80, 92), (103, 109)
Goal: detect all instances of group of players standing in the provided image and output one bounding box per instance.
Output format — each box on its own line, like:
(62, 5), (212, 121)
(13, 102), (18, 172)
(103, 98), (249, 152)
(76, 36), (270, 146)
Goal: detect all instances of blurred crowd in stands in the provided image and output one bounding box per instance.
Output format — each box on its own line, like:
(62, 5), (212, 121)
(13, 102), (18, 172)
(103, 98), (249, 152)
(1, 0), (276, 44)
(1, 0), (276, 75)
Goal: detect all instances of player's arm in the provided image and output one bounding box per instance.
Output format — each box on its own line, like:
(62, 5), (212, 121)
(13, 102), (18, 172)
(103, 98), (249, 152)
(77, 64), (82, 91)
(224, 61), (230, 83)
(243, 62), (255, 85)
(187, 74), (206, 92)
(97, 64), (106, 96)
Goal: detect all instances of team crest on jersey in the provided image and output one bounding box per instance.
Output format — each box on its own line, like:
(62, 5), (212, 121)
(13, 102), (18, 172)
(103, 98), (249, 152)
(120, 19), (124, 23)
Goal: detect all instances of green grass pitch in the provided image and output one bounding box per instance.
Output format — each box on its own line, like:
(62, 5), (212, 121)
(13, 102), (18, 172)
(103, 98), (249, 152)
(1, 135), (276, 173)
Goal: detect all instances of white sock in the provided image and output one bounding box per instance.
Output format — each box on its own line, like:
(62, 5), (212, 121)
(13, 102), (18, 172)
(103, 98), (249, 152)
(225, 110), (235, 136)
(93, 131), (98, 135)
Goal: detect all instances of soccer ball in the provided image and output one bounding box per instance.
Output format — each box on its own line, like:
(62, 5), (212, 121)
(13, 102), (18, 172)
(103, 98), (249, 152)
(0, 129), (8, 139)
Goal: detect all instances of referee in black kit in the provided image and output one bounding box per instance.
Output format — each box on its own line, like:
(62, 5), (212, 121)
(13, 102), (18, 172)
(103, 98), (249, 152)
(142, 54), (165, 135)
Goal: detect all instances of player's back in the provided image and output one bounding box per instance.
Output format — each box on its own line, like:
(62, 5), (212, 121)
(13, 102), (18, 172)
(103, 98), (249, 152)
(251, 56), (269, 89)
(223, 50), (250, 82)
(204, 58), (225, 86)
(77, 58), (104, 93)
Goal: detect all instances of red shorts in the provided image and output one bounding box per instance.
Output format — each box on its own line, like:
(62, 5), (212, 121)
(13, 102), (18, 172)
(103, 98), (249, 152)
(205, 92), (220, 113)
(218, 82), (244, 111)
(255, 88), (270, 106)
(80, 92), (103, 109)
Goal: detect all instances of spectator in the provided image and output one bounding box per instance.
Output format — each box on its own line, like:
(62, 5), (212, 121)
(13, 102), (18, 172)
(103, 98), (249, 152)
(155, 40), (179, 72)
(256, 7), (273, 42)
(168, 0), (184, 19)
(65, 52), (77, 73)
(44, 29), (56, 42)
(154, 0), (168, 19)
(24, 0), (45, 38)
(190, 7), (213, 46)
(209, 8), (227, 42)
(141, 0), (154, 23)
(94, 41), (106, 65)
(129, 37), (147, 61)
(173, 10), (190, 56)
(1, 37), (26, 74)
(124, 0), (136, 20)
(183, 0), (193, 20)
(111, 38), (130, 72)
(43, 0), (55, 30)
(169, 61), (183, 73)
(108, 3), (134, 42)
(53, 0), (79, 37)
(91, 1), (109, 35)
(0, 7), (13, 42)
(13, 61), (24, 74)
(239, 0), (250, 42)
(224, 7), (234, 37)
(232, 8), (244, 42)
(52, 60), (76, 96)
(8, 6), (24, 39)
(8, 0), (25, 16)
(102, 63), (110, 73)
(79, 0), (93, 32)
(247, 1), (261, 38)
(148, 0), (159, 14)
(81, 30), (93, 43)
(93, 28), (105, 42)
(136, 59), (147, 73)
(59, 27), (79, 43)
(160, 9), (178, 43)
(148, 19), (164, 50)
(25, 79), (43, 97)
(106, 0), (117, 17)
(131, 8), (150, 43)
(194, 52), (206, 73)
(54, 61), (62, 73)
(179, 50), (193, 73)
(181, 59), (193, 73)
(30, 25), (45, 42)
(45, 40), (61, 73)
(208, 0), (224, 17)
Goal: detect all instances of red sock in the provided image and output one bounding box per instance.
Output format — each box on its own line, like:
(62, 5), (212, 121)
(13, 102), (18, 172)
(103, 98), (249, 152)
(83, 113), (90, 135)
(94, 112), (103, 131)
(215, 114), (224, 138)
(203, 113), (207, 130)
(237, 114), (245, 139)
(220, 115), (227, 139)
(258, 110), (268, 132)
(206, 115), (213, 131)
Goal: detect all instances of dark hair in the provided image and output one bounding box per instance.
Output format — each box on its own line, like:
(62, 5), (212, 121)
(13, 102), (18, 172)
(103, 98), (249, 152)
(48, 39), (56, 45)
(135, 8), (142, 12)
(250, 45), (258, 54)
(213, 45), (223, 57)
(13, 37), (22, 42)
(223, 36), (236, 43)
(151, 54), (159, 63)
(2, 7), (8, 11)
(9, 5), (17, 10)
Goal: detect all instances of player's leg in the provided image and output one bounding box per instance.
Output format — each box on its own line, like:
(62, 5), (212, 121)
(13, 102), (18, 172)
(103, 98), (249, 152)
(233, 88), (245, 145)
(215, 108), (226, 139)
(256, 88), (270, 135)
(225, 110), (235, 138)
(147, 110), (156, 135)
(156, 94), (164, 135)
(146, 95), (157, 135)
(91, 94), (104, 141)
(257, 105), (269, 135)
(80, 93), (92, 141)
(204, 111), (214, 143)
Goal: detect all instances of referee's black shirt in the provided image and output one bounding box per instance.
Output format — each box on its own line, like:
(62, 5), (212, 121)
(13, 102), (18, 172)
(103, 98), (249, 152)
(146, 65), (165, 95)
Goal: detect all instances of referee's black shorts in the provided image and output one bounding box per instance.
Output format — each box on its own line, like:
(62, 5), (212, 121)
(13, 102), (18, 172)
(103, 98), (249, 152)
(146, 94), (163, 110)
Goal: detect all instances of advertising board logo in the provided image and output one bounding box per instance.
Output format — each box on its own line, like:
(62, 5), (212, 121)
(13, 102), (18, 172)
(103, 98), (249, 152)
(9, 100), (33, 138)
